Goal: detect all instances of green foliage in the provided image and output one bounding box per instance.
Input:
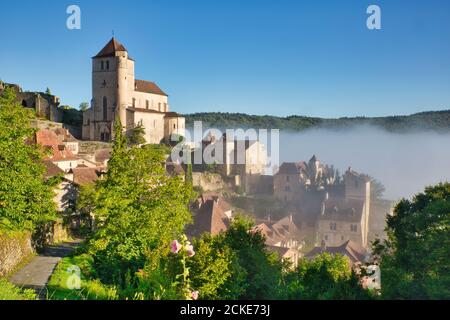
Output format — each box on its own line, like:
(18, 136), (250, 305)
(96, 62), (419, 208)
(79, 102), (89, 112)
(220, 215), (283, 299)
(0, 87), (56, 231)
(0, 278), (37, 300)
(46, 254), (118, 300)
(283, 253), (371, 300)
(60, 107), (82, 127)
(45, 87), (51, 95)
(185, 110), (450, 133)
(187, 234), (237, 299)
(127, 123), (146, 146)
(374, 183), (450, 299)
(83, 118), (192, 286)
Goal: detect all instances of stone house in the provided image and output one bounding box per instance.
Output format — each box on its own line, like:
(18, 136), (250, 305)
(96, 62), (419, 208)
(305, 240), (367, 266)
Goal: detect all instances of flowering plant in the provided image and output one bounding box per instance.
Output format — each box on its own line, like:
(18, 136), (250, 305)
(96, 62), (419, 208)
(171, 235), (199, 300)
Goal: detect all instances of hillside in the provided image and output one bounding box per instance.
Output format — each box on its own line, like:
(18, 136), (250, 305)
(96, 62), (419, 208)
(184, 110), (450, 132)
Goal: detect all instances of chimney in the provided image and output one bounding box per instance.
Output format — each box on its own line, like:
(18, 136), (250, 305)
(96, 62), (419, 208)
(321, 240), (326, 251)
(289, 213), (293, 222)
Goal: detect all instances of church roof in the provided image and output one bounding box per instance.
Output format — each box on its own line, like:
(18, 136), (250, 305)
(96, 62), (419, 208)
(93, 37), (128, 58)
(135, 80), (168, 96)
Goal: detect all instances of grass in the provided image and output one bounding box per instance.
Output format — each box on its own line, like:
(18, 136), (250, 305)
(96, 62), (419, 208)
(46, 254), (118, 300)
(0, 278), (37, 300)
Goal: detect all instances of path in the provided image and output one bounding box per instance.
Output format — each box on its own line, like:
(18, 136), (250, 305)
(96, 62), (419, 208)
(9, 239), (82, 300)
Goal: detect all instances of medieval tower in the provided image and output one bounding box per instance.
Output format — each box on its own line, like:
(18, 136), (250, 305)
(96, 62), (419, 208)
(82, 38), (185, 143)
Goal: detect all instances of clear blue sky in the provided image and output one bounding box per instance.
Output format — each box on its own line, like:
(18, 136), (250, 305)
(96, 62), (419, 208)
(1, 0), (449, 117)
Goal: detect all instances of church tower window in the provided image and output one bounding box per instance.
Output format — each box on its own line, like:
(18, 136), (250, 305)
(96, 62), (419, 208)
(103, 96), (107, 120)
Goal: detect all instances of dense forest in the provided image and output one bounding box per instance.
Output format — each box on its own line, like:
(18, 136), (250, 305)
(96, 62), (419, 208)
(185, 110), (450, 132)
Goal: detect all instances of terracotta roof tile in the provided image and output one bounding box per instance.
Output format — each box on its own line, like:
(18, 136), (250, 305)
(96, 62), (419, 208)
(94, 37), (127, 58)
(135, 80), (168, 96)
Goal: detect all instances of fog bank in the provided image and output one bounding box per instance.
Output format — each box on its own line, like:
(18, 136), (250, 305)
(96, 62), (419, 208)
(279, 126), (450, 201)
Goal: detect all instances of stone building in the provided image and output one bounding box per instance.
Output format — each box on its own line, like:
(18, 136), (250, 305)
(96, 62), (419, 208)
(0, 82), (62, 122)
(82, 38), (185, 144)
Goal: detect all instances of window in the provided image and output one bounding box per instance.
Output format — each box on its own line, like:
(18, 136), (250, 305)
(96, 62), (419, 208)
(101, 61), (104, 70)
(164, 103), (167, 111)
(22, 100), (27, 108)
(132, 98), (136, 108)
(284, 185), (291, 192)
(146, 100), (149, 109)
(324, 235), (328, 241)
(106, 60), (109, 70)
(350, 224), (357, 232)
(286, 176), (290, 182)
(158, 103), (161, 112)
(173, 123), (176, 129)
(102, 97), (107, 120)
(329, 222), (337, 231)
(153, 120), (156, 128)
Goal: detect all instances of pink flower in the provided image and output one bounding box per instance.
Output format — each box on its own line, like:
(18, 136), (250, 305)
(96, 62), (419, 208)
(191, 290), (199, 300)
(186, 244), (195, 257)
(171, 240), (182, 254)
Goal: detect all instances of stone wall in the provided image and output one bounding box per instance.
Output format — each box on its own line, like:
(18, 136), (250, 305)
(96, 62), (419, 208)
(0, 231), (34, 277)
(192, 172), (225, 192)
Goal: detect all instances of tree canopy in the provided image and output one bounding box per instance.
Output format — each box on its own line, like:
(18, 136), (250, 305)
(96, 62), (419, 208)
(0, 87), (56, 231)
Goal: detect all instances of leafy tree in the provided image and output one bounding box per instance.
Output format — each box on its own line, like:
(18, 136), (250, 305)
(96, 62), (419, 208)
(127, 123), (146, 146)
(283, 253), (371, 300)
(220, 215), (284, 299)
(373, 183), (450, 299)
(85, 117), (192, 286)
(187, 234), (238, 299)
(79, 102), (89, 112)
(0, 87), (56, 231)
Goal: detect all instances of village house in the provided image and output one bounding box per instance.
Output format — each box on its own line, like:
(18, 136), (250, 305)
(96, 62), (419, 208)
(253, 215), (303, 267)
(305, 240), (368, 266)
(187, 193), (234, 238)
(82, 38), (185, 144)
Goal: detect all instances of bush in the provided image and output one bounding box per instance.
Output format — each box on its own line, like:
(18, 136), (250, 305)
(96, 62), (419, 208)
(0, 278), (36, 300)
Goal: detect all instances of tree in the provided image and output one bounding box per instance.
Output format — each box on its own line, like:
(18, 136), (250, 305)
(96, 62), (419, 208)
(85, 117), (192, 286)
(79, 102), (89, 112)
(283, 253), (371, 299)
(0, 87), (56, 231)
(373, 183), (450, 299)
(45, 87), (51, 95)
(220, 215), (284, 299)
(127, 123), (146, 146)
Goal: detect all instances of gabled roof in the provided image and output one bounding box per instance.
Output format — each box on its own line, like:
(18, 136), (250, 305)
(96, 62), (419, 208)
(72, 167), (100, 186)
(305, 240), (366, 264)
(135, 80), (168, 96)
(36, 130), (78, 161)
(93, 37), (127, 58)
(189, 198), (230, 237)
(43, 160), (64, 178)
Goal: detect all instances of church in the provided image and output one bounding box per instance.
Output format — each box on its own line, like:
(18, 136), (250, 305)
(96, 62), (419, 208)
(82, 38), (185, 144)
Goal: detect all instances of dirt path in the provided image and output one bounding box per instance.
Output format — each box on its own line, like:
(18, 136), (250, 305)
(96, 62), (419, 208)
(9, 240), (82, 300)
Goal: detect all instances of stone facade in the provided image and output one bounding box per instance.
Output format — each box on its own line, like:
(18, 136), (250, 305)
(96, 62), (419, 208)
(0, 231), (33, 277)
(82, 38), (185, 144)
(0, 82), (62, 122)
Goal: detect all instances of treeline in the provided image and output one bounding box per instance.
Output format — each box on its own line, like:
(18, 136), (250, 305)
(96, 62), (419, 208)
(185, 110), (450, 132)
